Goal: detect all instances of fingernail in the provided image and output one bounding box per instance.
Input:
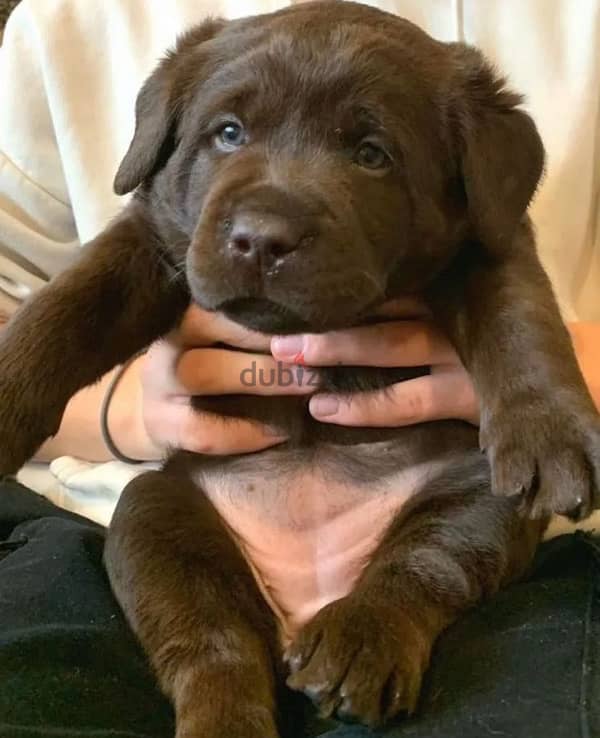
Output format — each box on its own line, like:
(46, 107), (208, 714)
(310, 395), (339, 417)
(272, 336), (305, 363)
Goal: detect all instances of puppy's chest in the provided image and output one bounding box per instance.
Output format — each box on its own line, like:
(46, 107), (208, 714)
(193, 443), (451, 642)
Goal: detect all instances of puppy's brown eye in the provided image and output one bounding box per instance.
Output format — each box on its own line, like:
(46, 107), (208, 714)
(216, 122), (246, 150)
(355, 142), (390, 170)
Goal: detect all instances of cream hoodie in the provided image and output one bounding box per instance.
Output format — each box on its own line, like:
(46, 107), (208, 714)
(0, 0), (599, 524)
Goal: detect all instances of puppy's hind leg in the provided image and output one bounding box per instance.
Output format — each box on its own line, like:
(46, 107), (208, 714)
(104, 468), (281, 738)
(287, 452), (545, 727)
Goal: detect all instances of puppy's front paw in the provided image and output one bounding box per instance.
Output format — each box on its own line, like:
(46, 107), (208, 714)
(482, 402), (600, 520)
(286, 596), (431, 726)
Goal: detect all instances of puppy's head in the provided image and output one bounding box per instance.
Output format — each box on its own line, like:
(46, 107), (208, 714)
(115, 1), (544, 333)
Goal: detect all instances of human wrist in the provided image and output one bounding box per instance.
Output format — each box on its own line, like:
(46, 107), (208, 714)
(105, 354), (162, 462)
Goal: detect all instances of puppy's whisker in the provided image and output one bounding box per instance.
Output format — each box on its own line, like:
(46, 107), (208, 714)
(168, 264), (187, 285)
(358, 268), (386, 296)
(163, 254), (188, 285)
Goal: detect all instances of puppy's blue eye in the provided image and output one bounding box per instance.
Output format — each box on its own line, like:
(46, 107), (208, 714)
(355, 142), (390, 170)
(217, 122), (246, 149)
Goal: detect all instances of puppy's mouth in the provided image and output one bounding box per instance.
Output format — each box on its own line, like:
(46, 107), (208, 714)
(218, 297), (310, 334)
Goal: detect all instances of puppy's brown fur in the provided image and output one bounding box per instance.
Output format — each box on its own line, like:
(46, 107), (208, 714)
(1, 3), (599, 736)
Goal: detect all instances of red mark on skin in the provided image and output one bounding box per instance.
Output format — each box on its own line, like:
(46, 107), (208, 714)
(293, 351), (306, 366)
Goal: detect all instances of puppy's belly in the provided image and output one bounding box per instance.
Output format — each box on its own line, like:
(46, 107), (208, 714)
(198, 454), (446, 642)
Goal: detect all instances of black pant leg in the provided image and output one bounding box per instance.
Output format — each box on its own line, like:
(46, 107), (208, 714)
(0, 478), (174, 738)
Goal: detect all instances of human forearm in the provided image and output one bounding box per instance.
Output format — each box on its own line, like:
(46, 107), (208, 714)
(34, 363), (140, 463)
(569, 322), (600, 410)
(34, 372), (116, 462)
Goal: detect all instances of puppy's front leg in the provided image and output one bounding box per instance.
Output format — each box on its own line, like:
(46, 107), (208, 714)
(287, 455), (543, 726)
(427, 224), (600, 519)
(0, 206), (188, 474)
(105, 467), (281, 738)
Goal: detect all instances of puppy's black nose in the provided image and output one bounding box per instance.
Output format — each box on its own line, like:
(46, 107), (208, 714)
(226, 212), (312, 266)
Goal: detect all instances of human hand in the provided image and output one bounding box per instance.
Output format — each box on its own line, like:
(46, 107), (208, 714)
(109, 305), (313, 460)
(271, 299), (479, 427)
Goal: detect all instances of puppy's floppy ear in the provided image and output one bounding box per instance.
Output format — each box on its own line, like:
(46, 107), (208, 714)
(114, 18), (227, 195)
(451, 45), (545, 252)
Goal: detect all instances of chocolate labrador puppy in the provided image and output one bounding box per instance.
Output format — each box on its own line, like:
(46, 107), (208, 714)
(1, 2), (599, 736)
